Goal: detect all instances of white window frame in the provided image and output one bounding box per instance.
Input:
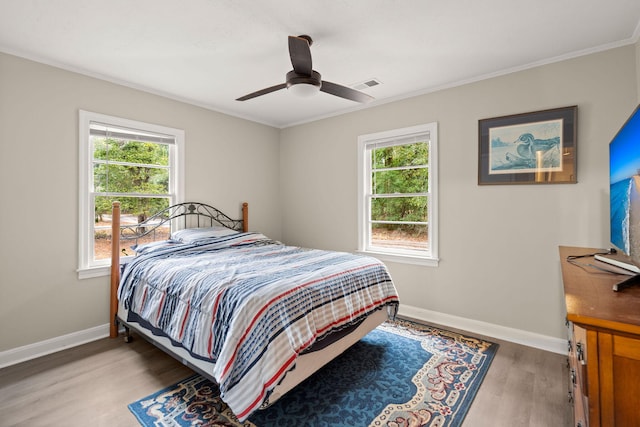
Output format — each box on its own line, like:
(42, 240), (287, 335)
(357, 122), (438, 266)
(78, 110), (185, 279)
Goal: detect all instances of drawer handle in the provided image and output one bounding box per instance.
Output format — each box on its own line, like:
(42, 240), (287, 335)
(576, 342), (584, 362)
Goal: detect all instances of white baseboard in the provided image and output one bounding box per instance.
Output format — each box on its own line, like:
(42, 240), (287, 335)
(398, 305), (567, 355)
(0, 305), (568, 369)
(0, 323), (110, 369)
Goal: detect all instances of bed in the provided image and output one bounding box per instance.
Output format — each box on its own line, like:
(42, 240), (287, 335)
(108, 201), (399, 422)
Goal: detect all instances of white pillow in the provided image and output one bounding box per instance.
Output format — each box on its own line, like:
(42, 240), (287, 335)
(130, 240), (178, 255)
(171, 226), (239, 243)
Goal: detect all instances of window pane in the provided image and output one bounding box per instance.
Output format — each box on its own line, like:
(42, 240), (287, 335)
(372, 168), (428, 194)
(371, 223), (428, 250)
(93, 138), (169, 166)
(372, 142), (428, 169)
(371, 196), (427, 222)
(94, 163), (169, 193)
(94, 196), (171, 260)
(359, 123), (436, 260)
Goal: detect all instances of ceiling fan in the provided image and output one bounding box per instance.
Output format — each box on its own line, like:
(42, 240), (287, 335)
(236, 35), (374, 103)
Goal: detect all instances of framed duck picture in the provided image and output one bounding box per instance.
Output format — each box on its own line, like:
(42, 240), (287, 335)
(478, 106), (577, 184)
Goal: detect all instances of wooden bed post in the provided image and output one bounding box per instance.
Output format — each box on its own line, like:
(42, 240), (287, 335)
(242, 202), (249, 232)
(109, 201), (121, 338)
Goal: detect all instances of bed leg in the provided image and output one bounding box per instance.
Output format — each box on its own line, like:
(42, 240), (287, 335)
(123, 326), (133, 343)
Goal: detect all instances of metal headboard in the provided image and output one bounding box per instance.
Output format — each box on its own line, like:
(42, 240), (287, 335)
(118, 202), (247, 242)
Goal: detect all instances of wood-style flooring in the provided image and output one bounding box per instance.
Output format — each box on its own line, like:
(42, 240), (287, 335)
(0, 322), (573, 426)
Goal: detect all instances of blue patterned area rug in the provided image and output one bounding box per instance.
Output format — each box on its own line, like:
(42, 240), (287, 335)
(128, 319), (498, 427)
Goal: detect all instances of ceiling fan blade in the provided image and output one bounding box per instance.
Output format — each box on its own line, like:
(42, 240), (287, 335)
(320, 80), (375, 103)
(288, 35), (313, 76)
(236, 83), (287, 101)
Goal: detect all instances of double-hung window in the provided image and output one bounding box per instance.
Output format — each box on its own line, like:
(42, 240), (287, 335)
(358, 122), (438, 266)
(78, 110), (184, 278)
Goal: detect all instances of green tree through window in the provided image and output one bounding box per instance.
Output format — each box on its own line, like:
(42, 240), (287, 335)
(93, 138), (170, 223)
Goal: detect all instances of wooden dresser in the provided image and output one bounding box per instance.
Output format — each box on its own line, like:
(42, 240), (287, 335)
(560, 246), (640, 426)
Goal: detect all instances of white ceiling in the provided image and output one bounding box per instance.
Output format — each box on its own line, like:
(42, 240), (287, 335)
(2, 1), (640, 128)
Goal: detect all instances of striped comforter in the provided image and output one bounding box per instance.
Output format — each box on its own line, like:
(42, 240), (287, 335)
(118, 232), (399, 421)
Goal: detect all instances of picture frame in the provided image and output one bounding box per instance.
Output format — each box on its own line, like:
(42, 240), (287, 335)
(478, 106), (577, 185)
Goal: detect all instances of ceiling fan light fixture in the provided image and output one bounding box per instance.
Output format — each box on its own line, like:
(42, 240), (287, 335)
(288, 82), (321, 97)
(286, 70), (322, 97)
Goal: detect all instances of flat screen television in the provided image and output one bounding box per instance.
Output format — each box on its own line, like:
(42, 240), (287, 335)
(596, 104), (640, 279)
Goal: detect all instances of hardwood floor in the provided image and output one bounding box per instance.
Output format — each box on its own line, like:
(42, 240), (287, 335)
(461, 332), (573, 426)
(0, 323), (573, 427)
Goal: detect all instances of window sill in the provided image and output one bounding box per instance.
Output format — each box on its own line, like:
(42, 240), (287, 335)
(356, 250), (439, 267)
(77, 265), (110, 279)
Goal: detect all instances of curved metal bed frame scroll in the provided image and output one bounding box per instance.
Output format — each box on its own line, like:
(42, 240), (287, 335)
(109, 201), (249, 338)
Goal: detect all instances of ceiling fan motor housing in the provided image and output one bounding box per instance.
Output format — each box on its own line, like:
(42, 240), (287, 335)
(286, 70), (322, 89)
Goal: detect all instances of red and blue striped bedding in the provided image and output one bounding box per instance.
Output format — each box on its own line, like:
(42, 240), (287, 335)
(118, 232), (399, 421)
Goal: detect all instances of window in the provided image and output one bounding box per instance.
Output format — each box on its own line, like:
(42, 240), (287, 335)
(78, 110), (184, 278)
(358, 123), (438, 266)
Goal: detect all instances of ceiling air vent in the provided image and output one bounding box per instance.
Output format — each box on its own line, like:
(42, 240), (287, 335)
(352, 78), (382, 91)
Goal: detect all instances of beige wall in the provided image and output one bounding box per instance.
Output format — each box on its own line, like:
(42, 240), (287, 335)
(279, 45), (639, 340)
(0, 53), (281, 351)
(1, 43), (638, 355)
